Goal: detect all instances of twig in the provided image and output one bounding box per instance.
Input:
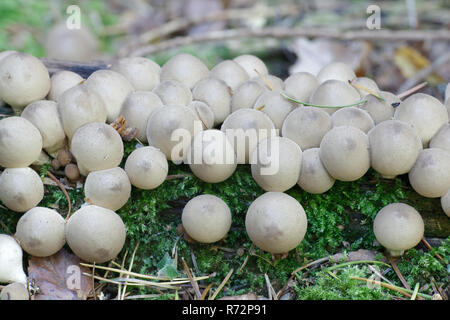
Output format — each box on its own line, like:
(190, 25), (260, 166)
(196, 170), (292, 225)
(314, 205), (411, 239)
(181, 257), (202, 300)
(129, 27), (450, 56)
(46, 171), (72, 221)
(121, 243), (139, 300)
(411, 283), (420, 300)
(165, 174), (192, 180)
(264, 274), (277, 300)
(291, 256), (330, 274)
(116, 250), (128, 300)
(387, 256), (411, 291)
(209, 269), (234, 300)
(396, 81), (428, 99)
(200, 283), (214, 300)
(421, 238), (444, 261)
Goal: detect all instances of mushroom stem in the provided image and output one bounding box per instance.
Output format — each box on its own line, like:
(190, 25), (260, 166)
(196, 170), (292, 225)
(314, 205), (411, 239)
(388, 249), (405, 257)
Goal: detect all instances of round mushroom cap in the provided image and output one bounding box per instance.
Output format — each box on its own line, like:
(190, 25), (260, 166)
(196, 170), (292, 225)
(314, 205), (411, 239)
(71, 122), (124, 176)
(250, 136), (302, 192)
(350, 77), (380, 98)
(331, 107), (375, 133)
(221, 108), (277, 164)
(446, 99), (450, 119)
(408, 148), (450, 198)
(146, 105), (200, 162)
(245, 192), (307, 254)
(281, 106), (331, 150)
(394, 93), (449, 146)
(186, 129), (237, 183)
(309, 79), (361, 114)
(233, 54), (268, 78)
(0, 282), (29, 300)
(188, 101), (215, 130)
(65, 205), (126, 263)
(160, 53), (209, 89)
(284, 72), (319, 102)
(15, 207), (65, 257)
(0, 50), (16, 61)
(45, 23), (98, 62)
(120, 91), (163, 142)
(298, 148), (335, 194)
(0, 235), (27, 284)
(58, 83), (108, 140)
(231, 80), (265, 113)
(369, 120), (423, 178)
(111, 57), (160, 91)
(153, 79), (192, 106)
(192, 77), (231, 125)
(373, 203), (424, 256)
(84, 167), (131, 211)
(359, 91), (398, 124)
(124, 146), (168, 190)
(0, 52), (50, 112)
(253, 91), (294, 129)
(85, 70), (134, 122)
(319, 126), (370, 181)
(430, 124), (450, 153)
(47, 70), (84, 102)
(0, 116), (42, 168)
(441, 190), (450, 217)
(316, 61), (356, 83)
(210, 60), (249, 90)
(0, 168), (44, 212)
(251, 74), (284, 92)
(21, 100), (66, 156)
(182, 194), (231, 243)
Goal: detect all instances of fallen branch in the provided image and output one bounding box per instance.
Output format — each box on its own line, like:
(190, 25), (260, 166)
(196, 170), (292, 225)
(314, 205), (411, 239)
(46, 171), (72, 221)
(209, 268), (234, 300)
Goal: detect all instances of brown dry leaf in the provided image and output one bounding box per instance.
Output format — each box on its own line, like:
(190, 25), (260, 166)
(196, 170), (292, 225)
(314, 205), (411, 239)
(219, 293), (259, 300)
(28, 248), (93, 300)
(330, 249), (384, 262)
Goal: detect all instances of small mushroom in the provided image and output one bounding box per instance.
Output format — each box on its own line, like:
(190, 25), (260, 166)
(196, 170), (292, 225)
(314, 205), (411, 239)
(233, 54), (268, 78)
(0, 234), (27, 284)
(359, 91), (399, 125)
(253, 91), (294, 129)
(210, 60), (249, 90)
(84, 167), (131, 211)
(297, 148), (335, 194)
(429, 123), (450, 153)
(0, 282), (29, 300)
(284, 72), (319, 102)
(188, 101), (215, 130)
(309, 79), (361, 114)
(245, 192), (307, 254)
(47, 70), (84, 102)
(111, 57), (160, 91)
(350, 77), (380, 98)
(373, 203), (424, 257)
(251, 74), (284, 92)
(181, 195), (231, 243)
(441, 189), (450, 217)
(316, 61), (356, 83)
(153, 79), (193, 106)
(330, 107), (375, 133)
(0, 168), (44, 212)
(231, 80), (265, 113)
(160, 53), (209, 89)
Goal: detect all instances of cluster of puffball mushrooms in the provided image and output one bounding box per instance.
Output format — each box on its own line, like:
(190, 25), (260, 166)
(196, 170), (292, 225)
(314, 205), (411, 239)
(0, 49), (449, 300)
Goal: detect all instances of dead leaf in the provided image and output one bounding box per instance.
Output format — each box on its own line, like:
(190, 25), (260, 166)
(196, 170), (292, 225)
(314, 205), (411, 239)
(330, 249), (384, 263)
(28, 248), (93, 300)
(219, 293), (259, 300)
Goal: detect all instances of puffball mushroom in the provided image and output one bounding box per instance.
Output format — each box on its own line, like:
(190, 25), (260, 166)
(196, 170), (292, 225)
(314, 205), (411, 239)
(373, 203), (424, 257)
(192, 77), (231, 126)
(221, 108), (277, 164)
(185, 129), (237, 183)
(153, 79), (193, 106)
(309, 79), (361, 114)
(57, 83), (108, 140)
(120, 91), (163, 142)
(111, 57), (160, 91)
(394, 93), (449, 146)
(231, 80), (265, 113)
(0, 116), (42, 168)
(84, 167), (131, 211)
(210, 60), (249, 90)
(368, 120), (423, 179)
(0, 282), (29, 300)
(319, 126), (370, 181)
(146, 105), (200, 161)
(0, 168), (44, 212)
(233, 54), (268, 78)
(15, 207), (65, 257)
(245, 192), (307, 254)
(281, 106), (332, 150)
(188, 101), (215, 130)
(0, 52), (50, 113)
(408, 148), (450, 198)
(0, 50), (16, 108)
(430, 124), (450, 153)
(0, 234), (27, 284)
(250, 136), (302, 192)
(85, 70), (134, 122)
(251, 74), (284, 92)
(65, 205), (126, 263)
(331, 107), (375, 133)
(160, 53), (209, 89)
(21, 100), (66, 156)
(70, 122), (124, 176)
(47, 70), (84, 102)
(297, 148), (335, 194)
(316, 61), (356, 83)
(253, 91), (294, 130)
(124, 146), (168, 190)
(441, 190), (450, 217)
(284, 72), (319, 102)
(350, 77), (380, 98)
(181, 194), (231, 243)
(359, 91), (399, 125)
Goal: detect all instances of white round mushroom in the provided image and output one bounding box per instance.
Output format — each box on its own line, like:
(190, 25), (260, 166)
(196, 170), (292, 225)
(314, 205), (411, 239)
(284, 72), (319, 102)
(0, 282), (29, 300)
(111, 57), (160, 91)
(253, 91), (294, 130)
(316, 61), (356, 83)
(231, 80), (265, 113)
(210, 60), (249, 90)
(251, 74), (284, 92)
(0, 234), (27, 284)
(153, 79), (193, 106)
(359, 91), (399, 125)
(160, 53), (209, 89)
(188, 101), (215, 130)
(429, 123), (450, 153)
(441, 190), (450, 217)
(298, 148), (335, 194)
(350, 77), (380, 98)
(47, 70), (84, 102)
(331, 107), (375, 133)
(309, 79), (361, 114)
(233, 54), (268, 78)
